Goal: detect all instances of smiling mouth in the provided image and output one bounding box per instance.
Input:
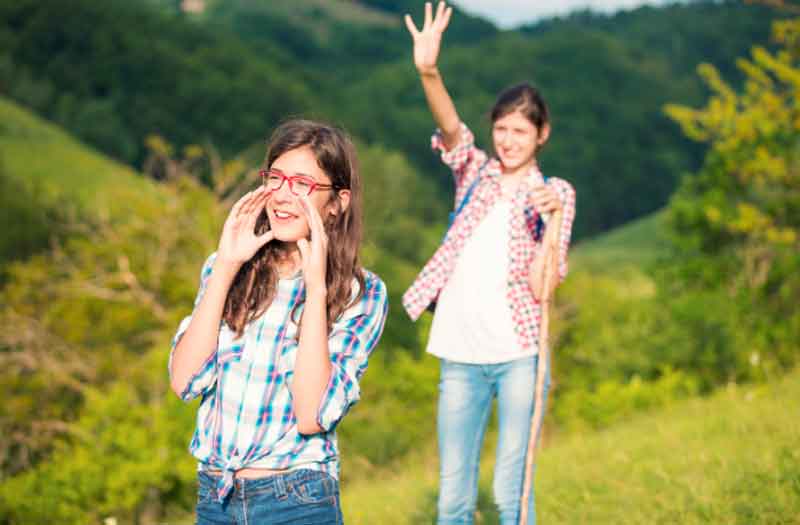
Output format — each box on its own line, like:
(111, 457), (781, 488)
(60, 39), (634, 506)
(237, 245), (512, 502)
(272, 209), (299, 222)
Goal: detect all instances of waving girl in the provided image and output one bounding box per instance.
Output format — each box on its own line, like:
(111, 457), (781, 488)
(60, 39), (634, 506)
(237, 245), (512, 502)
(402, 3), (576, 524)
(169, 119), (388, 525)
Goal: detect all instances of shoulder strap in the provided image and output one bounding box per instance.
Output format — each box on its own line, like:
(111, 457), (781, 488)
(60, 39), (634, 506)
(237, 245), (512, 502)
(455, 173), (480, 217)
(452, 157), (490, 220)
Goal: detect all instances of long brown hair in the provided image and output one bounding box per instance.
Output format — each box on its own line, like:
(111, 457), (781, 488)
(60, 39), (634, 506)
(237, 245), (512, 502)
(222, 119), (365, 336)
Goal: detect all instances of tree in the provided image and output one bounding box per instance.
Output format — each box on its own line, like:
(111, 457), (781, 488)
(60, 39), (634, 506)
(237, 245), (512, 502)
(663, 16), (800, 380)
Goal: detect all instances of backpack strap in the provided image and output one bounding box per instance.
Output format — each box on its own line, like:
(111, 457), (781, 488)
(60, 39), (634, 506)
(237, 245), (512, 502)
(447, 157), (489, 227)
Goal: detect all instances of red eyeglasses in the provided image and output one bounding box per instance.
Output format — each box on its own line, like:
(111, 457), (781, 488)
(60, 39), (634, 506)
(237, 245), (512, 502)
(259, 168), (334, 197)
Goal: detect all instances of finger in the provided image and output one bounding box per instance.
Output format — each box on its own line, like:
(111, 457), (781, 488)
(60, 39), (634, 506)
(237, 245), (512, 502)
(229, 190), (253, 220)
(300, 195), (325, 241)
(544, 198), (560, 212)
(529, 190), (548, 202)
(239, 187), (266, 218)
(297, 195), (316, 232)
(440, 6), (453, 31)
(404, 14), (420, 37)
(530, 188), (556, 203)
(531, 196), (557, 213)
(256, 228), (274, 248)
(434, 1), (446, 29)
(244, 191), (269, 231)
(297, 238), (310, 267)
(423, 2), (432, 30)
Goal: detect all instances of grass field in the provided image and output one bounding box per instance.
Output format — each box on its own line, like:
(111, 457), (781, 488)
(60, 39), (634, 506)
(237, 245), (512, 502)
(341, 369), (800, 524)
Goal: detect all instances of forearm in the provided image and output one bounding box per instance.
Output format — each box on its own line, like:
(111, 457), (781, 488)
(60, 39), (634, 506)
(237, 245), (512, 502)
(169, 259), (239, 396)
(292, 288), (332, 435)
(419, 68), (461, 150)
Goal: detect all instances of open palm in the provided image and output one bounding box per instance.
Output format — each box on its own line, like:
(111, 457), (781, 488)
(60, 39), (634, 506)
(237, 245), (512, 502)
(217, 187), (274, 266)
(405, 1), (453, 74)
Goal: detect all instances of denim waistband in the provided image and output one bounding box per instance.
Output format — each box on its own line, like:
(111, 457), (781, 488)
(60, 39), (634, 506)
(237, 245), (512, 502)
(199, 467), (335, 499)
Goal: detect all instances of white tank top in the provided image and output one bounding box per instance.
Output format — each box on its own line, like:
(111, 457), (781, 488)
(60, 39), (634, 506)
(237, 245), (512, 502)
(426, 200), (536, 364)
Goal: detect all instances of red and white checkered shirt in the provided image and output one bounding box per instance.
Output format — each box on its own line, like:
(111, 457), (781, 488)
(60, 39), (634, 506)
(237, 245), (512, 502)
(403, 122), (576, 352)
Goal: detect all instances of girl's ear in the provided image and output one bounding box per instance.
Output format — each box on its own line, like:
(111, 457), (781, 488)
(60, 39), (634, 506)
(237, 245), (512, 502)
(331, 189), (351, 216)
(537, 123), (551, 146)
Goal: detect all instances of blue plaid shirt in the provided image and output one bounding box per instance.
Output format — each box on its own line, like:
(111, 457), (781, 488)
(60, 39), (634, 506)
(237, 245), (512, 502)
(169, 253), (388, 501)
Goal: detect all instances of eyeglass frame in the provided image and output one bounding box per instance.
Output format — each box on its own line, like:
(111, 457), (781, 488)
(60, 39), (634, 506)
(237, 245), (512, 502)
(258, 168), (335, 197)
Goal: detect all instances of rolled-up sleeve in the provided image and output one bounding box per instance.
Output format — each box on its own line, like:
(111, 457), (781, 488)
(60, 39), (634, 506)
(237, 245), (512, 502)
(316, 272), (388, 432)
(168, 252), (219, 402)
(551, 179), (576, 281)
(431, 122), (487, 198)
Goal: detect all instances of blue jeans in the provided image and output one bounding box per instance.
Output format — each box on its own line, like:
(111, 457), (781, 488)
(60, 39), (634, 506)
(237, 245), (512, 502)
(196, 469), (343, 525)
(437, 355), (550, 525)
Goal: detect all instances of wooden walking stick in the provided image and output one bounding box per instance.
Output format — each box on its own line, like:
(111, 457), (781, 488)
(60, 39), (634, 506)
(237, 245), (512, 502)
(518, 207), (563, 525)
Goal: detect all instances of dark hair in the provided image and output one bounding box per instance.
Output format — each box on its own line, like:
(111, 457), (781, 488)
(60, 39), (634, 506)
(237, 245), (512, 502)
(222, 119), (364, 336)
(490, 82), (550, 131)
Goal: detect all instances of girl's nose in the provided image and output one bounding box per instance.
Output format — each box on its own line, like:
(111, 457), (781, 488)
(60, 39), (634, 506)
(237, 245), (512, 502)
(271, 181), (295, 202)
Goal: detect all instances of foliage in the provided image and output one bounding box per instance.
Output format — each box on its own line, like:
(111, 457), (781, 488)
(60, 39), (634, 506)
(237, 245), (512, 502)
(548, 15), (800, 413)
(339, 352), (439, 472)
(0, 0), (781, 239)
(0, 349), (200, 525)
(0, 0), (309, 164)
(662, 16), (800, 378)
(0, 165), (61, 271)
(0, 176), (217, 477)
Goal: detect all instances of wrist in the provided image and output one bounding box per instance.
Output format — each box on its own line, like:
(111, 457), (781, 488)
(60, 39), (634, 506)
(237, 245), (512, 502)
(305, 286), (328, 301)
(213, 256), (243, 277)
(417, 66), (440, 78)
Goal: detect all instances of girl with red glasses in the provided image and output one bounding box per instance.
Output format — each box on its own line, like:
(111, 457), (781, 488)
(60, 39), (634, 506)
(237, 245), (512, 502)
(168, 119), (388, 525)
(402, 3), (576, 524)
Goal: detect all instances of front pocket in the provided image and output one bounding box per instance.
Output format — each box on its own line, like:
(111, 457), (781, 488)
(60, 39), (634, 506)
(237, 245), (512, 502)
(197, 475), (217, 504)
(289, 471), (338, 505)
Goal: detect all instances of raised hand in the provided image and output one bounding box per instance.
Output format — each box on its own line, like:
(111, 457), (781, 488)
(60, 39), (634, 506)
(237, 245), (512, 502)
(216, 187), (274, 267)
(297, 195), (329, 296)
(405, 1), (453, 75)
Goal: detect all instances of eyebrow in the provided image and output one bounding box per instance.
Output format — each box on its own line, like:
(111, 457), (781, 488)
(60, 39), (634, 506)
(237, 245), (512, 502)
(270, 167), (317, 180)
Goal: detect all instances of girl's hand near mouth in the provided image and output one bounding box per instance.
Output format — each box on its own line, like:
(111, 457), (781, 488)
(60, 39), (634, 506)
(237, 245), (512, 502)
(216, 186), (274, 268)
(297, 194), (329, 296)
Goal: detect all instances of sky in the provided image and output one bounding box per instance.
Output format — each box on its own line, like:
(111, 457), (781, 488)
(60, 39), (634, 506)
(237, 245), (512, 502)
(452, 0), (686, 28)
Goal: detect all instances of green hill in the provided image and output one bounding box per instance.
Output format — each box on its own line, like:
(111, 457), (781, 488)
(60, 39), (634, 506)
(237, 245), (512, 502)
(0, 95), (214, 267)
(0, 95), (159, 202)
(568, 210), (669, 274)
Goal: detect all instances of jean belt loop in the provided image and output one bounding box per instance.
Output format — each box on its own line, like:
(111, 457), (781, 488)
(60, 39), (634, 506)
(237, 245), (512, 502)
(274, 471), (287, 499)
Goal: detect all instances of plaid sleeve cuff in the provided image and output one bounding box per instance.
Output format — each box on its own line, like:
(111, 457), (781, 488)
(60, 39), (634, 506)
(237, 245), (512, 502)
(431, 122), (476, 171)
(316, 273), (388, 432)
(169, 323), (218, 402)
(167, 253), (219, 401)
(552, 179), (576, 280)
